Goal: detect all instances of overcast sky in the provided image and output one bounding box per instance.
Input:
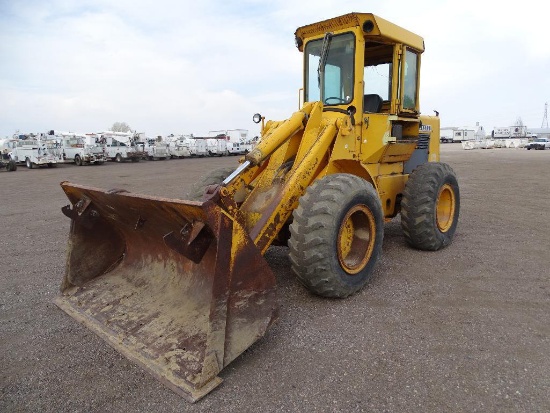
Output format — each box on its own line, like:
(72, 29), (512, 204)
(1, 0), (549, 138)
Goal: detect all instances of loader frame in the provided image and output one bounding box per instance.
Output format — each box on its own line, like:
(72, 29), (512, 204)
(55, 12), (457, 403)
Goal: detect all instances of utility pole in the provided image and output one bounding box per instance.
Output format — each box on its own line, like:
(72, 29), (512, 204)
(542, 102), (549, 129)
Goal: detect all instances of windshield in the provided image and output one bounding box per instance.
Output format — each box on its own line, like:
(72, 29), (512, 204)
(305, 32), (355, 105)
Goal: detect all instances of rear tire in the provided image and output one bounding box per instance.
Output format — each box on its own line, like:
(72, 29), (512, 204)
(401, 162), (460, 251)
(187, 167), (236, 200)
(75, 155), (82, 166)
(115, 153), (123, 162)
(288, 174), (384, 298)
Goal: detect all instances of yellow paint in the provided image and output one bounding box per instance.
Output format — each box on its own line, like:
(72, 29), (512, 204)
(56, 11), (444, 404)
(223, 13), (440, 250)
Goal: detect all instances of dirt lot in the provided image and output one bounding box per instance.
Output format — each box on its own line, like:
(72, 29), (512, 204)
(1, 145), (549, 412)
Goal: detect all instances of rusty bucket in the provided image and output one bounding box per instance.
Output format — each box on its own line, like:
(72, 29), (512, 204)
(55, 182), (278, 402)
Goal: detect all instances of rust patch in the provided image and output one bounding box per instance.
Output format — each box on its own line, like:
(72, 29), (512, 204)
(56, 182), (278, 402)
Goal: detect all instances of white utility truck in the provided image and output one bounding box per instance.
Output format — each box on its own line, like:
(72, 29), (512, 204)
(188, 137), (207, 157)
(6, 139), (58, 168)
(166, 135), (191, 158)
(101, 132), (144, 162)
(208, 129), (251, 154)
(54, 133), (106, 165)
(140, 137), (170, 160)
(205, 136), (229, 157)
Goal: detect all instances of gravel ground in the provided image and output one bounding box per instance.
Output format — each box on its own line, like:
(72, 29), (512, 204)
(1, 144), (549, 412)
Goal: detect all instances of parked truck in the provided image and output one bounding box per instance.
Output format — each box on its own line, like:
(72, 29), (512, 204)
(166, 135), (192, 158)
(6, 138), (58, 168)
(139, 137), (170, 160)
(440, 128), (455, 143)
(208, 129), (251, 154)
(53, 133), (106, 165)
(205, 136), (229, 156)
(188, 136), (208, 157)
(525, 137), (550, 150)
(492, 126), (529, 139)
(0, 148), (17, 171)
(101, 132), (145, 162)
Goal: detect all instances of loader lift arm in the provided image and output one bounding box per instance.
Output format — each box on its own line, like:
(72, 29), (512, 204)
(236, 101), (345, 253)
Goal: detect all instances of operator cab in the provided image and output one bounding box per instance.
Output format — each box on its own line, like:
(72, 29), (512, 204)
(298, 13), (423, 117)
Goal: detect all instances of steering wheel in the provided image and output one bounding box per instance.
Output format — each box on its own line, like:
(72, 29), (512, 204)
(324, 96), (346, 104)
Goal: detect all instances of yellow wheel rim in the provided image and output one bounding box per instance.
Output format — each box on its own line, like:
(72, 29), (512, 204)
(436, 184), (456, 232)
(337, 205), (376, 274)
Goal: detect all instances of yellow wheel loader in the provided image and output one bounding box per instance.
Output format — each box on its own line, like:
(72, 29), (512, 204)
(55, 12), (460, 402)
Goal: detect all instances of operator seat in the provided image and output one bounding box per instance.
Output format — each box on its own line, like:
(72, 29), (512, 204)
(363, 94), (383, 113)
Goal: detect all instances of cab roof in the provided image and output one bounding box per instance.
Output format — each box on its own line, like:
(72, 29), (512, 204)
(295, 12), (425, 53)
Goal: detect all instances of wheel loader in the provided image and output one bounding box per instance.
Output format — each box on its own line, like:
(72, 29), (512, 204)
(55, 12), (460, 402)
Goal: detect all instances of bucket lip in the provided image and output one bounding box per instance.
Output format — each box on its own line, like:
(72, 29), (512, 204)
(54, 295), (223, 403)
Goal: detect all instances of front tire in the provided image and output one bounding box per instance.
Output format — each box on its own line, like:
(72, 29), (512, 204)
(26, 158), (33, 169)
(289, 174), (384, 298)
(75, 155), (82, 166)
(401, 162), (460, 251)
(115, 153), (123, 162)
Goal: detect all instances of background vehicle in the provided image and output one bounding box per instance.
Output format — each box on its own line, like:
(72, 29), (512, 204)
(208, 129), (250, 154)
(526, 137), (550, 150)
(166, 135), (191, 158)
(55, 12), (459, 402)
(101, 132), (144, 162)
(55, 134), (106, 165)
(141, 137), (170, 160)
(7, 139), (57, 168)
(493, 125), (529, 139)
(187, 137), (208, 156)
(0, 153), (17, 171)
(205, 136), (229, 156)
(440, 128), (454, 143)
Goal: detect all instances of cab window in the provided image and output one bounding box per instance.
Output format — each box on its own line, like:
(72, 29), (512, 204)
(402, 49), (418, 110)
(305, 32), (355, 105)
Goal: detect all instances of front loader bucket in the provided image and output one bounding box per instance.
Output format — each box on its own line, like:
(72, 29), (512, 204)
(55, 182), (278, 402)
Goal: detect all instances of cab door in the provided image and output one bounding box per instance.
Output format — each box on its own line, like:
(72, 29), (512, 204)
(398, 46), (420, 116)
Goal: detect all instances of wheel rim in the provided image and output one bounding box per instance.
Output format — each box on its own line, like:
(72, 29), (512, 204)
(436, 184), (456, 232)
(337, 205), (375, 274)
